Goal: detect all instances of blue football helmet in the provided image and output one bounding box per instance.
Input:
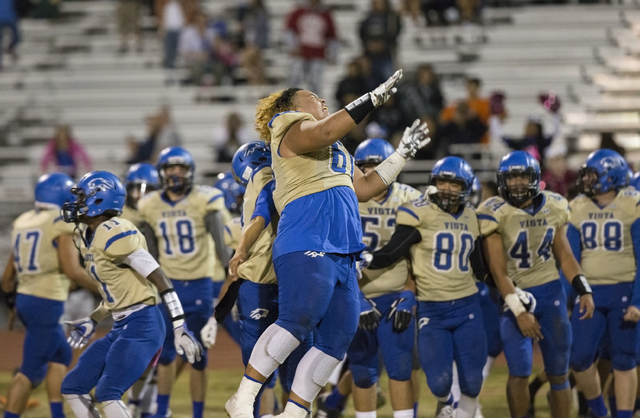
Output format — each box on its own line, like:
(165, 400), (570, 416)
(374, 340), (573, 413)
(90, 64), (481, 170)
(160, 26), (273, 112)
(214, 172), (246, 213)
(497, 151), (541, 207)
(428, 156), (475, 212)
(62, 171), (126, 223)
(231, 141), (271, 186)
(630, 171), (640, 191)
(579, 149), (629, 197)
(157, 147), (195, 194)
(35, 173), (75, 209)
(469, 176), (482, 208)
(125, 163), (160, 209)
(354, 138), (394, 168)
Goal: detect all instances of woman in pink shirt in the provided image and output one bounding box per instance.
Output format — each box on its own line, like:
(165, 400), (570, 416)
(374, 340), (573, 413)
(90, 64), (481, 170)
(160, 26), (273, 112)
(40, 125), (92, 179)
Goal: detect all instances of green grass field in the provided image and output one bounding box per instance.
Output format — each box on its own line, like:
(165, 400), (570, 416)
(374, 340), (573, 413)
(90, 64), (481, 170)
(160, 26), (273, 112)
(0, 364), (560, 417)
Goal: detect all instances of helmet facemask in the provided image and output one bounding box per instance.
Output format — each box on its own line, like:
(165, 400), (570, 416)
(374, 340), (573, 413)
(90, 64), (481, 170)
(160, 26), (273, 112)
(498, 169), (539, 207)
(126, 182), (158, 209)
(429, 175), (468, 213)
(161, 164), (193, 194)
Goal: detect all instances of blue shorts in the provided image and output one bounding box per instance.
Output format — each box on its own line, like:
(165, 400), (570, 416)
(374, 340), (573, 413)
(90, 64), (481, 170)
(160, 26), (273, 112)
(348, 292), (415, 388)
(476, 282), (502, 358)
(417, 294), (487, 398)
(570, 282), (638, 372)
(61, 305), (165, 402)
(159, 278), (213, 370)
(213, 280), (242, 346)
(16, 294), (71, 386)
(274, 251), (359, 360)
(501, 280), (572, 378)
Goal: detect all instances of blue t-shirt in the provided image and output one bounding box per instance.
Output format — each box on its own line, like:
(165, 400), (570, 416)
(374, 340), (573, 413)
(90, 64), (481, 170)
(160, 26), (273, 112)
(273, 185), (365, 259)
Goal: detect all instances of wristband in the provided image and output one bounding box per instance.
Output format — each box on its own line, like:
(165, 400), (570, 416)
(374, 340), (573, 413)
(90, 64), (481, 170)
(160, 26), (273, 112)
(344, 93), (375, 124)
(374, 152), (406, 186)
(505, 293), (526, 317)
(160, 289), (185, 326)
(571, 274), (592, 296)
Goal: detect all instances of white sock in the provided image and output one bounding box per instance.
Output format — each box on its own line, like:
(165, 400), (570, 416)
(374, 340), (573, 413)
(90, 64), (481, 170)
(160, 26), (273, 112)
(456, 394), (478, 418)
(260, 415), (274, 418)
(279, 402), (307, 418)
(355, 411), (376, 418)
(237, 375), (263, 401)
(64, 394), (101, 418)
(451, 362), (461, 404)
(436, 393), (453, 404)
(393, 409), (414, 418)
(102, 400), (131, 418)
(482, 357), (495, 382)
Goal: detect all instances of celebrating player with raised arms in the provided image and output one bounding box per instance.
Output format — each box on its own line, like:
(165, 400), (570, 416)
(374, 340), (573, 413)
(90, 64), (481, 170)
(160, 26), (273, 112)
(58, 171), (202, 418)
(567, 150), (640, 418)
(121, 163), (160, 227)
(336, 138), (421, 418)
(363, 157), (488, 418)
(477, 151), (595, 418)
(226, 70), (430, 418)
(137, 147), (231, 418)
(1, 173), (97, 418)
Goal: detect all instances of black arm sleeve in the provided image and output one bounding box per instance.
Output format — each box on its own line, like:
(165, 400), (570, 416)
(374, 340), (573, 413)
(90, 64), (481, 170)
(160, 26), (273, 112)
(139, 221), (159, 261)
(470, 236), (496, 287)
(369, 225), (422, 270)
(205, 211), (232, 269)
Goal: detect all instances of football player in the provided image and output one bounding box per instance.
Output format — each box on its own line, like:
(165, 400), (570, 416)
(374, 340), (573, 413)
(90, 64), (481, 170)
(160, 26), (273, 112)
(1, 173), (96, 418)
(226, 72), (430, 418)
(477, 151), (595, 418)
(568, 149), (640, 418)
(363, 157), (488, 418)
(58, 171), (202, 418)
(137, 147), (231, 418)
(341, 138), (422, 418)
(121, 163), (160, 227)
(214, 171), (246, 216)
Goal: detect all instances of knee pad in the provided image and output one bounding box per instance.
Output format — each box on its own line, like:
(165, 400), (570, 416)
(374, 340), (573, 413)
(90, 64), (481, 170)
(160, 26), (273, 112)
(459, 375), (483, 398)
(291, 347), (341, 403)
(190, 349), (208, 371)
(95, 379), (126, 402)
(385, 353), (413, 382)
(249, 324), (300, 379)
(427, 370), (453, 399)
(101, 400), (130, 418)
(350, 364), (377, 389)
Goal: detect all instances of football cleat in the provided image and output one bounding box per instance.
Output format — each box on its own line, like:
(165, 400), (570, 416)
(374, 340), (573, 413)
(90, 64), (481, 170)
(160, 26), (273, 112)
(314, 392), (342, 418)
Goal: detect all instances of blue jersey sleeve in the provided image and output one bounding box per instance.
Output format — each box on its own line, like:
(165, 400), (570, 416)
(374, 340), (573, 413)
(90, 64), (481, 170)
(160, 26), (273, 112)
(630, 218), (640, 308)
(250, 180), (276, 227)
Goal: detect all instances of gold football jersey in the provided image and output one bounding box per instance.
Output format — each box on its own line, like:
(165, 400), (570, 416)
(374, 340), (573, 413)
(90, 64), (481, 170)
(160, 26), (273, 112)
(80, 217), (157, 311)
(569, 189), (640, 285)
(269, 111), (355, 213)
(396, 198), (480, 302)
(224, 217), (243, 250)
(477, 191), (570, 289)
(121, 205), (143, 228)
(238, 165), (277, 285)
(359, 183), (422, 298)
(138, 186), (230, 280)
(12, 209), (75, 301)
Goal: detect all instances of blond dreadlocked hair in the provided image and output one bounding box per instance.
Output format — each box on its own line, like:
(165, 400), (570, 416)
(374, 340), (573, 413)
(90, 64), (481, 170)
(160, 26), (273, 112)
(254, 88), (302, 143)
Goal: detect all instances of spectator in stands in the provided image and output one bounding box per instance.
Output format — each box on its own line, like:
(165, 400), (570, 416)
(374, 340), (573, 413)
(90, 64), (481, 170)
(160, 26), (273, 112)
(335, 59), (370, 107)
(117, 0), (143, 53)
(212, 112), (255, 162)
(211, 32), (239, 86)
(439, 101), (487, 154)
(156, 105), (182, 152)
(399, 64), (444, 124)
(158, 0), (185, 68)
(0, 0), (20, 70)
(239, 0), (269, 85)
(541, 144), (578, 198)
(179, 11), (215, 84)
(359, 0), (401, 86)
(126, 114), (161, 164)
(600, 131), (627, 158)
(441, 77), (491, 144)
(285, 0), (338, 97)
(40, 125), (92, 179)
(493, 115), (558, 165)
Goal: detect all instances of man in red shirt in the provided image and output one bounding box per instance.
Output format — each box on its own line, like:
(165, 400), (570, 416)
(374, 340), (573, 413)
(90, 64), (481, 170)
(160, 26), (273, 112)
(285, 0), (338, 97)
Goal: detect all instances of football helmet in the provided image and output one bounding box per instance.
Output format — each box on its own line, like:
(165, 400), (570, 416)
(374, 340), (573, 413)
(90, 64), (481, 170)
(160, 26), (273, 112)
(630, 171), (640, 191)
(354, 138), (394, 169)
(469, 176), (482, 208)
(578, 149), (628, 197)
(62, 171), (126, 223)
(497, 151), (541, 207)
(428, 156), (475, 212)
(231, 141), (271, 186)
(34, 173), (74, 210)
(157, 147), (195, 194)
(214, 171), (246, 213)
(125, 163), (160, 209)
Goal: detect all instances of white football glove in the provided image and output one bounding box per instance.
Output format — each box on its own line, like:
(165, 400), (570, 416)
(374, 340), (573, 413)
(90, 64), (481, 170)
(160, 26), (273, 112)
(515, 287), (537, 314)
(370, 70), (403, 107)
(200, 316), (218, 349)
(174, 323), (203, 364)
(65, 317), (97, 349)
(397, 119), (431, 159)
